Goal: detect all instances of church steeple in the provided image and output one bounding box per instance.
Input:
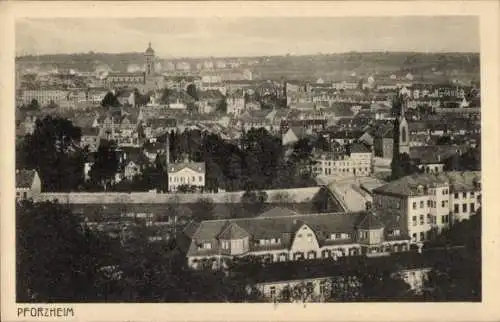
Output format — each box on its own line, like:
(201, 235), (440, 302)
(396, 93), (410, 155)
(145, 42), (155, 76)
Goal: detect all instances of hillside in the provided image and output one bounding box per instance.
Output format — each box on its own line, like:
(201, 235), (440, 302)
(16, 52), (480, 82)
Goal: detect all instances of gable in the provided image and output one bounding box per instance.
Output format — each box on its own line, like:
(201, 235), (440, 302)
(290, 224), (320, 253)
(169, 166), (204, 176)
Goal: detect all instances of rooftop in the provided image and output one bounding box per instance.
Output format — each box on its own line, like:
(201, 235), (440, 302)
(373, 171), (481, 197)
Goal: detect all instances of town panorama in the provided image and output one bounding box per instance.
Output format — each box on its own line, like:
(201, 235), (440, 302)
(15, 42), (481, 302)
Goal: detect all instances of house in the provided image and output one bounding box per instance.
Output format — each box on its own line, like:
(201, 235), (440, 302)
(226, 91), (245, 115)
(325, 129), (364, 146)
(144, 118), (177, 138)
(282, 127), (308, 146)
(372, 171), (481, 243)
(409, 145), (469, 174)
(80, 127), (101, 152)
(167, 161), (206, 192)
(253, 249), (447, 301)
(372, 123), (394, 159)
(179, 204), (410, 270)
(239, 110), (275, 133)
(143, 141), (166, 162)
(115, 89), (136, 106)
(198, 90), (224, 114)
(16, 169), (42, 201)
(117, 147), (148, 181)
(313, 143), (372, 178)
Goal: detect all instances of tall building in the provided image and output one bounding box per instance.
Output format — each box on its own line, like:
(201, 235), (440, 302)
(145, 42), (155, 77)
(372, 171), (481, 244)
(104, 43), (164, 93)
(394, 94), (410, 156)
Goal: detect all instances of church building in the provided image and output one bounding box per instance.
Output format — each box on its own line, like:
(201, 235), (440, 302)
(104, 43), (164, 93)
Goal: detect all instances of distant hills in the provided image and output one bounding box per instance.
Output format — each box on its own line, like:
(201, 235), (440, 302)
(16, 51), (480, 82)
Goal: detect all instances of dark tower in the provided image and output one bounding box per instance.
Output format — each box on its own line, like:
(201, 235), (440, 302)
(145, 42), (155, 77)
(397, 94), (410, 155)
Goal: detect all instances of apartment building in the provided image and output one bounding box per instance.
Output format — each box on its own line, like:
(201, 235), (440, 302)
(372, 171), (481, 244)
(313, 143), (373, 178)
(20, 88), (69, 106)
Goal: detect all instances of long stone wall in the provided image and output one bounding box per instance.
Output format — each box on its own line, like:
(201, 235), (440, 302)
(35, 187), (324, 205)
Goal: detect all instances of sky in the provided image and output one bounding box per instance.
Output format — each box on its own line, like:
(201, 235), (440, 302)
(16, 16), (479, 58)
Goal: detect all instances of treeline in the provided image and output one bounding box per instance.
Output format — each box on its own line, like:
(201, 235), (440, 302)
(166, 127), (316, 192)
(16, 200), (260, 302)
(16, 115), (317, 192)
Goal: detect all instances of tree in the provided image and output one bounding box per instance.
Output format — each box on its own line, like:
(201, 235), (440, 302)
(101, 91), (120, 108)
(46, 100), (59, 109)
(241, 190), (268, 214)
(216, 99), (227, 113)
(17, 200), (116, 302)
(160, 88), (173, 104)
(26, 99), (40, 110)
(89, 140), (119, 189)
(423, 211), (481, 301)
(314, 133), (330, 152)
(186, 84), (199, 101)
(22, 115), (84, 191)
(391, 152), (419, 181)
(191, 198), (215, 221)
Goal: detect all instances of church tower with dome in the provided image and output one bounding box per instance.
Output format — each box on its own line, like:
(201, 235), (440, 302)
(143, 42), (164, 93)
(145, 42), (155, 77)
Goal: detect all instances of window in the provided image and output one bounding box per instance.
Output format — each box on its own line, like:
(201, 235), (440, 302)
(390, 229), (400, 236)
(202, 242), (212, 249)
(471, 192), (475, 197)
(23, 192), (27, 199)
(420, 232), (425, 242)
(199, 176), (203, 181)
(427, 214), (432, 224)
(419, 214), (424, 225)
(413, 202), (417, 209)
(420, 201), (424, 208)
(454, 204), (459, 214)
(270, 286), (276, 298)
(454, 193), (459, 199)
(412, 233), (417, 242)
(441, 201), (446, 208)
(335, 233), (341, 239)
(192, 176), (195, 182)
(412, 216), (417, 226)
(470, 203), (475, 212)
(463, 192), (467, 198)
(427, 200), (431, 207)
(221, 240), (229, 250)
(297, 234), (302, 238)
(462, 203), (467, 212)
(307, 235), (313, 243)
